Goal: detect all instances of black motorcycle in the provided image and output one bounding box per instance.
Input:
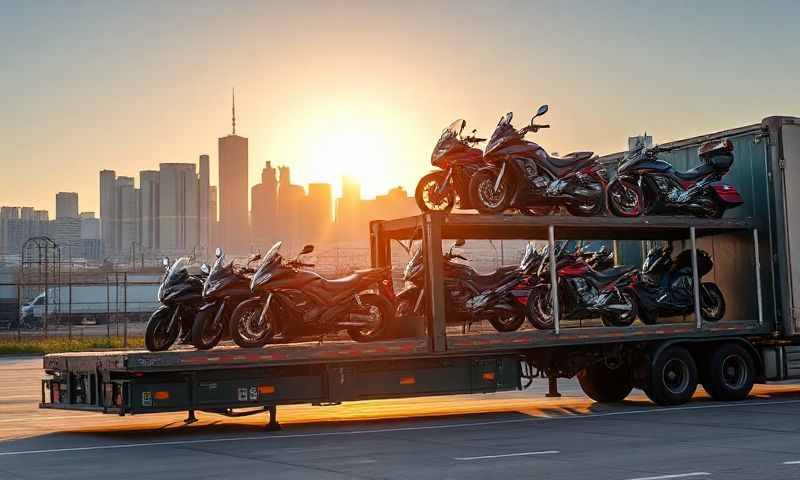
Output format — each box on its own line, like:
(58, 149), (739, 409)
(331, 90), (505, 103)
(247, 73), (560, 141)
(415, 119), (486, 212)
(145, 257), (208, 351)
(632, 245), (725, 324)
(230, 242), (396, 348)
(578, 242), (615, 271)
(469, 105), (607, 216)
(395, 239), (533, 332)
(190, 248), (261, 350)
(607, 138), (744, 217)
(527, 242), (640, 329)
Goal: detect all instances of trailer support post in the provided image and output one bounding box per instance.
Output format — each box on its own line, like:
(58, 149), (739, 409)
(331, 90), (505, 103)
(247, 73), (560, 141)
(546, 375), (561, 398)
(689, 226), (703, 329)
(423, 213), (447, 352)
(266, 405), (281, 431)
(185, 410), (197, 424)
(548, 225), (560, 335)
(753, 228), (764, 325)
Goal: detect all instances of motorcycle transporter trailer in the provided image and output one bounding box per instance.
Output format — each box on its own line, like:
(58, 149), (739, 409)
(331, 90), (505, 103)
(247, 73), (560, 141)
(39, 116), (800, 427)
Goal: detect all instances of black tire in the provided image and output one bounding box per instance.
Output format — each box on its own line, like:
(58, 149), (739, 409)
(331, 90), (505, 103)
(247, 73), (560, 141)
(231, 297), (276, 348)
(702, 343), (755, 401)
(527, 284), (555, 330)
(145, 306), (180, 352)
(565, 183), (605, 217)
(578, 363), (633, 403)
(645, 346), (698, 406)
(191, 306), (225, 350)
(415, 172), (455, 213)
(607, 178), (644, 217)
(488, 312), (525, 332)
(469, 169), (512, 214)
(348, 293), (393, 342)
(601, 291), (638, 327)
(638, 304), (659, 325)
(700, 283), (725, 321)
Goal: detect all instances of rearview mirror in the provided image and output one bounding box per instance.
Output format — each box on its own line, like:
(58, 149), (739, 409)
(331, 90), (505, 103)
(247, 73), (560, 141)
(533, 104), (549, 119)
(215, 247), (222, 258)
(300, 244), (314, 255)
(162, 257), (169, 267)
(200, 264), (210, 275)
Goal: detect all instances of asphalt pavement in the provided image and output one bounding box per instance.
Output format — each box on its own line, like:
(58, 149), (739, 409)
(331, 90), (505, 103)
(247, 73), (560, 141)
(1, 355), (800, 480)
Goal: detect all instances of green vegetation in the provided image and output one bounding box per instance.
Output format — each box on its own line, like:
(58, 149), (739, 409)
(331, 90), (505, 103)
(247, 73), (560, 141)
(0, 336), (144, 355)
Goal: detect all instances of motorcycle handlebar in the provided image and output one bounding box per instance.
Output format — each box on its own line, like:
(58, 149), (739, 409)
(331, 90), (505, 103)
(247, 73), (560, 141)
(463, 136), (486, 143)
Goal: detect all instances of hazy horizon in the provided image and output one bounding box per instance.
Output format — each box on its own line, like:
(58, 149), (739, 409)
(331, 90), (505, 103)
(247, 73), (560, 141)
(2, 0), (799, 214)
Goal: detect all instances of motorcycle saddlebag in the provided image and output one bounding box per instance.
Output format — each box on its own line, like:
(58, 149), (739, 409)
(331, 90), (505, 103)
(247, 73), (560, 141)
(710, 183), (744, 206)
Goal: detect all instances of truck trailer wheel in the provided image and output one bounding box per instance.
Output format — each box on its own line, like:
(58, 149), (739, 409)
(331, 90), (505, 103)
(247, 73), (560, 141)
(702, 343), (754, 401)
(577, 363), (633, 403)
(645, 346), (698, 406)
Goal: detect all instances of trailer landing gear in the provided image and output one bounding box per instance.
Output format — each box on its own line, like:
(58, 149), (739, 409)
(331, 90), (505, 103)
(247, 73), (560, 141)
(185, 409), (198, 424)
(546, 375), (561, 398)
(266, 405), (281, 431)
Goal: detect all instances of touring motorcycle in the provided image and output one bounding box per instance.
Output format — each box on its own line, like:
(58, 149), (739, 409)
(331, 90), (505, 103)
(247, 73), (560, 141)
(632, 244), (725, 324)
(607, 138), (744, 217)
(469, 105), (607, 216)
(190, 248), (260, 350)
(395, 240), (539, 332)
(527, 242), (640, 329)
(230, 242), (396, 348)
(145, 257), (208, 351)
(415, 119), (486, 212)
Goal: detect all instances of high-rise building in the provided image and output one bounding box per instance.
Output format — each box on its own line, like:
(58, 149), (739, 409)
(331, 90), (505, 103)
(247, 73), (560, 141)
(139, 170), (159, 251)
(55, 192), (79, 219)
(306, 183), (332, 243)
(208, 185), (218, 252)
(218, 91), (249, 254)
(335, 176), (363, 241)
(114, 176), (137, 254)
(276, 166), (306, 252)
(198, 154), (210, 256)
(158, 163), (199, 255)
(99, 169), (116, 255)
(251, 161), (278, 246)
(79, 212), (102, 260)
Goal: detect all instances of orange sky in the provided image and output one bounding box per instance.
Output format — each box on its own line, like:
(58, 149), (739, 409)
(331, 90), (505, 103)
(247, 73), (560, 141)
(2, 1), (799, 214)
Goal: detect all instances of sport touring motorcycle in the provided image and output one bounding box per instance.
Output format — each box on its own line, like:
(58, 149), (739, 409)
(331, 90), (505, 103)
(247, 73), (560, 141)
(607, 138), (744, 217)
(190, 248), (260, 350)
(145, 257), (208, 351)
(469, 105), (607, 216)
(396, 240), (539, 332)
(632, 244), (725, 324)
(415, 119), (486, 212)
(230, 242), (396, 348)
(527, 242), (640, 329)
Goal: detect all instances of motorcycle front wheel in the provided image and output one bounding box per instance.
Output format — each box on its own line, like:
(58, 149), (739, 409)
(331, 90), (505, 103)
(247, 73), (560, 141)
(488, 312), (525, 332)
(700, 283), (726, 321)
(145, 305), (180, 352)
(348, 293), (393, 342)
(469, 169), (512, 214)
(191, 306), (225, 350)
(415, 172), (455, 213)
(601, 291), (638, 327)
(607, 178), (644, 217)
(231, 298), (276, 348)
(527, 285), (555, 330)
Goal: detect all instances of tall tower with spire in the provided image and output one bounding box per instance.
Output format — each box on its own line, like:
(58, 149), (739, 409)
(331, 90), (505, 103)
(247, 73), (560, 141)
(217, 88), (250, 253)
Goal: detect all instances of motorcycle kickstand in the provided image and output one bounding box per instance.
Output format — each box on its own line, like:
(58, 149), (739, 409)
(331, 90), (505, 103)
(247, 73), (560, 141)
(265, 405), (281, 431)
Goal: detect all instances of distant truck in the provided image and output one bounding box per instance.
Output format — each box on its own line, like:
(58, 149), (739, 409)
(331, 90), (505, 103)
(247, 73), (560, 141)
(20, 284), (159, 324)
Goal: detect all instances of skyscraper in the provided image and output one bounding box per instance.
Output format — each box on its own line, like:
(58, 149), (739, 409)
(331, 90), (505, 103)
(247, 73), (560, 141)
(198, 154), (210, 255)
(139, 170), (159, 252)
(99, 169), (116, 255)
(276, 166), (306, 252)
(115, 176), (137, 254)
(306, 183), (332, 243)
(208, 185), (218, 252)
(251, 161), (278, 246)
(55, 192), (79, 219)
(218, 90), (249, 253)
(158, 163), (199, 255)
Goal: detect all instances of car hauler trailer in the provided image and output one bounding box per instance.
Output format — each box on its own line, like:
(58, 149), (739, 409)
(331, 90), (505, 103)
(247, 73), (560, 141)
(39, 116), (800, 426)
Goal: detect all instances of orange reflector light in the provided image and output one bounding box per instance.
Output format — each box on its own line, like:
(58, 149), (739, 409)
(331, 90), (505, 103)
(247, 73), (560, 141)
(399, 376), (416, 385)
(482, 372), (496, 381)
(258, 385), (275, 394)
(154, 391), (170, 400)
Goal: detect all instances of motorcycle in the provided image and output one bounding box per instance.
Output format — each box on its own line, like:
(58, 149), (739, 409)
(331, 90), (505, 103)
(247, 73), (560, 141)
(632, 244), (725, 324)
(607, 138), (744, 217)
(230, 242), (396, 348)
(578, 242), (615, 271)
(527, 242), (640, 329)
(469, 105), (607, 216)
(145, 257), (208, 351)
(395, 239), (536, 332)
(190, 248), (260, 350)
(415, 119), (486, 212)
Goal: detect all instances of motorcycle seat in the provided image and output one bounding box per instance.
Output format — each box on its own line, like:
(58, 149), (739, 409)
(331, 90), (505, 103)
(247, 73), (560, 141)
(470, 266), (519, 289)
(318, 267), (388, 294)
(542, 152), (596, 177)
(585, 265), (635, 285)
(673, 163), (714, 181)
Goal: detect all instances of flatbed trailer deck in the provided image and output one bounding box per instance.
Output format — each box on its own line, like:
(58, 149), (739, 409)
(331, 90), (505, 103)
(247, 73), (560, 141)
(39, 116), (800, 423)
